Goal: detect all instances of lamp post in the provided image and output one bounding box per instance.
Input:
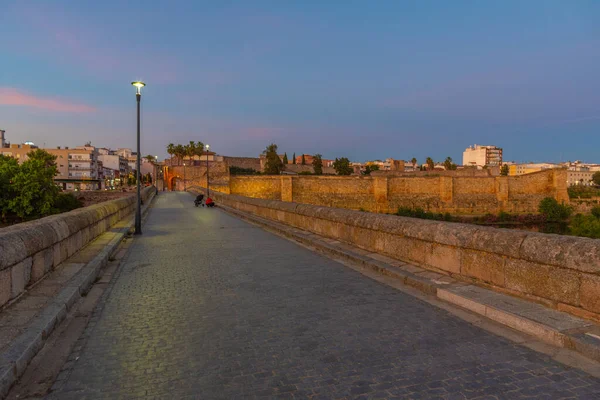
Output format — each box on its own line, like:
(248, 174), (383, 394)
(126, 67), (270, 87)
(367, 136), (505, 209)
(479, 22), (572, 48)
(131, 81), (145, 235)
(205, 144), (210, 197)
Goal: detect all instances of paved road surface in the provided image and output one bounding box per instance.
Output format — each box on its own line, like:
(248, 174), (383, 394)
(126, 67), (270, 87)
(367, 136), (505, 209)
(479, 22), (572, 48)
(49, 192), (600, 399)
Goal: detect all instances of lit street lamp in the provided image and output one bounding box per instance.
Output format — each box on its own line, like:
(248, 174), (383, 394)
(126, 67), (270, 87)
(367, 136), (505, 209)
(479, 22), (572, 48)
(131, 81), (146, 235)
(205, 144), (210, 197)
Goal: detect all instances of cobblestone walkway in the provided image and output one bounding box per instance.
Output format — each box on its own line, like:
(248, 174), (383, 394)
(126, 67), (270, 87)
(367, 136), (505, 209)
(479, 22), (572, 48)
(49, 192), (600, 399)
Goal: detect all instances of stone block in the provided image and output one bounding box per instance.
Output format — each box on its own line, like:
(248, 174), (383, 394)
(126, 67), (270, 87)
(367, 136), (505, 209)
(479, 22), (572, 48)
(504, 259), (580, 306)
(519, 233), (579, 269)
(0, 268), (11, 307)
(10, 258), (32, 299)
(433, 222), (474, 248)
(353, 226), (376, 250)
(461, 250), (505, 286)
(425, 244), (461, 274)
(31, 249), (54, 282)
(0, 233), (27, 271)
(563, 238), (600, 274)
(407, 240), (428, 265)
(466, 228), (527, 258)
(580, 274), (600, 314)
(438, 288), (487, 315)
(53, 241), (69, 267)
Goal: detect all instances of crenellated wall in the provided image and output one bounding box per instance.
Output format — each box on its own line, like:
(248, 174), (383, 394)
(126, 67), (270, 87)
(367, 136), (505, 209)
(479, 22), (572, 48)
(223, 169), (568, 214)
(192, 188), (600, 322)
(0, 187), (155, 308)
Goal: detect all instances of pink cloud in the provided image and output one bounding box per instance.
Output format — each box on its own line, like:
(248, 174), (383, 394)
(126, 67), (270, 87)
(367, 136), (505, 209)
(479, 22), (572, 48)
(0, 88), (96, 112)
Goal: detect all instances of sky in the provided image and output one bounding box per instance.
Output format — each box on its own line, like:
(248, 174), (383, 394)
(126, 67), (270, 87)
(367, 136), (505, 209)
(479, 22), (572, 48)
(1, 0), (599, 164)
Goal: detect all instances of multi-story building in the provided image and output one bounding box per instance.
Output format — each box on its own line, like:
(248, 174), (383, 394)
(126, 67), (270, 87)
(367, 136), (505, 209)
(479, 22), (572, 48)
(508, 163), (560, 176)
(463, 145), (503, 168)
(98, 149), (129, 181)
(116, 148), (138, 172)
(567, 166), (595, 186)
(0, 143), (101, 190)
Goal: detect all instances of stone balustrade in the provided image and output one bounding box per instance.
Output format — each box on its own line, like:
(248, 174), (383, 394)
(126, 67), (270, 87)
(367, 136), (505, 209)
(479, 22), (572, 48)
(0, 187), (154, 308)
(196, 189), (600, 321)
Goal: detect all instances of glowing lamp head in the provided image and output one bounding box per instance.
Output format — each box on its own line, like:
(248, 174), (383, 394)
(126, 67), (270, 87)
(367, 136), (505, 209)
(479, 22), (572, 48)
(205, 144), (210, 150)
(131, 81), (146, 94)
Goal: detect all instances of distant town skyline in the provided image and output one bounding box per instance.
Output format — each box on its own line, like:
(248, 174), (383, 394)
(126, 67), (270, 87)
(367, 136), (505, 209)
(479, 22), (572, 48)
(1, 1), (599, 163)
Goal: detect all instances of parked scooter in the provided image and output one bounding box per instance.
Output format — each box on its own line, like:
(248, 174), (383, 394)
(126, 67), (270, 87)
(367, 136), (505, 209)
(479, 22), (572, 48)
(194, 194), (204, 207)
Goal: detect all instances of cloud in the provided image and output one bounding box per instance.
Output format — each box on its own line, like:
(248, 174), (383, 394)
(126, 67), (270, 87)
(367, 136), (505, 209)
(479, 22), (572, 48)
(0, 88), (96, 112)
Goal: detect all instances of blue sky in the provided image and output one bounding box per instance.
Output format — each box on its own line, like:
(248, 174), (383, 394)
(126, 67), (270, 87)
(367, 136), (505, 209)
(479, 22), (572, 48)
(1, 0), (599, 163)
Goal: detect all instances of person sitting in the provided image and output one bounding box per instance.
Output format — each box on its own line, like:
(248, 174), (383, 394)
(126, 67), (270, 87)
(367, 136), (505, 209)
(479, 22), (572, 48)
(205, 197), (215, 207)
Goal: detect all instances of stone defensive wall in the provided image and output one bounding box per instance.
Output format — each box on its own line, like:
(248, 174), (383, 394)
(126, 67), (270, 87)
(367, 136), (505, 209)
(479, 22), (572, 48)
(0, 186), (155, 309)
(196, 188), (600, 321)
(222, 156), (262, 171)
(223, 169), (569, 214)
(165, 161), (230, 193)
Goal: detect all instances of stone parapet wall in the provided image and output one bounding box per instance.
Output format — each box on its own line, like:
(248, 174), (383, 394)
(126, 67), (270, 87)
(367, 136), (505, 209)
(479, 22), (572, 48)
(195, 188), (600, 321)
(226, 169), (568, 214)
(0, 186), (155, 308)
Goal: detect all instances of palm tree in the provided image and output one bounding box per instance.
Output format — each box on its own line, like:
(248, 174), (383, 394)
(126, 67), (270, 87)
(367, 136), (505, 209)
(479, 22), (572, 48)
(174, 144), (185, 166)
(167, 143), (175, 166)
(411, 157), (417, 170)
(444, 157), (453, 170)
(426, 157), (434, 171)
(145, 154), (155, 163)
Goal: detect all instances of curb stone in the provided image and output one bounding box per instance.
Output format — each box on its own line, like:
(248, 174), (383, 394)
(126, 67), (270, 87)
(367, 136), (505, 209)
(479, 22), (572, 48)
(218, 203), (600, 365)
(0, 191), (156, 399)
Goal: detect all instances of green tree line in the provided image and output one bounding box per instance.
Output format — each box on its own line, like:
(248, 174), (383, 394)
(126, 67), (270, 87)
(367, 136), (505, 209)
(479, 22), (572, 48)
(0, 149), (82, 223)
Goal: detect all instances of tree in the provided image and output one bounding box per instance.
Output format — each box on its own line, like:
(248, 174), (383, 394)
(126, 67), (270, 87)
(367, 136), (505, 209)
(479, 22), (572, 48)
(0, 155), (19, 220)
(538, 197), (572, 221)
(263, 143), (283, 175)
(426, 157), (434, 171)
(443, 157), (453, 170)
(145, 154), (155, 163)
(500, 164), (509, 176)
(593, 171), (600, 186)
(301, 154), (306, 165)
(363, 164), (380, 175)
(333, 157), (353, 176)
(312, 154), (323, 175)
(9, 149), (59, 219)
(174, 144), (185, 166)
(282, 153), (288, 165)
(167, 143), (175, 166)
(411, 157), (417, 170)
(292, 152), (296, 164)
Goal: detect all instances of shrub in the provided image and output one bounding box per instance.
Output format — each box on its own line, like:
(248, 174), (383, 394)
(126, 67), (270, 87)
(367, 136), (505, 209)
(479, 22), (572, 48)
(498, 211), (510, 222)
(229, 166), (259, 175)
(54, 192), (83, 213)
(538, 197), (572, 221)
(570, 214), (600, 239)
(298, 171), (313, 175)
(591, 206), (600, 219)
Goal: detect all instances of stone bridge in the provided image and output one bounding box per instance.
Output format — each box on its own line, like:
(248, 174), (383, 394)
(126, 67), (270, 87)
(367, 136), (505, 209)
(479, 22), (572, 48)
(1, 191), (600, 399)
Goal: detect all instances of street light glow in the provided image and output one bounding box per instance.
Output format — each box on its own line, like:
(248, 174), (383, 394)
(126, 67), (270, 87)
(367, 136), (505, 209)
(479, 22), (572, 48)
(131, 81), (146, 94)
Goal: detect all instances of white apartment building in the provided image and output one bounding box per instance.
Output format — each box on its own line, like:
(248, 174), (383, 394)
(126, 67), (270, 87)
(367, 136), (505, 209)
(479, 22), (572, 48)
(98, 153), (129, 177)
(0, 143), (100, 190)
(463, 145), (503, 167)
